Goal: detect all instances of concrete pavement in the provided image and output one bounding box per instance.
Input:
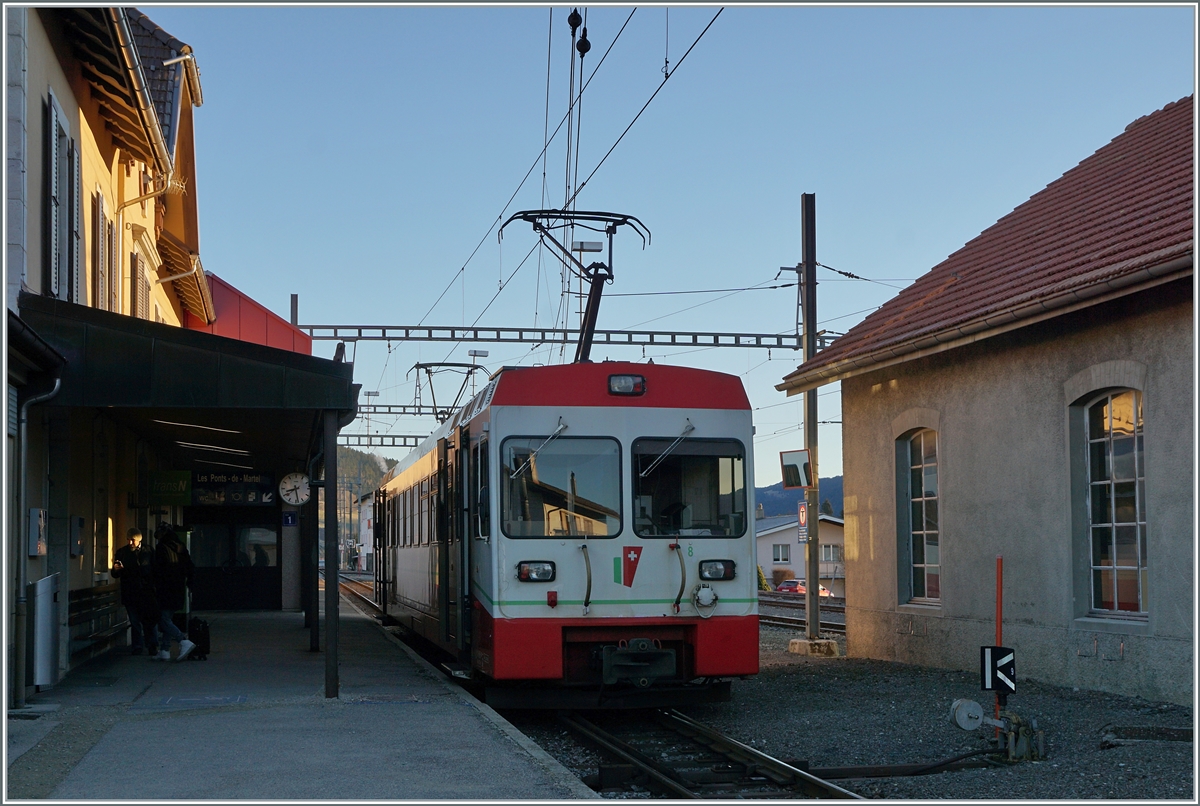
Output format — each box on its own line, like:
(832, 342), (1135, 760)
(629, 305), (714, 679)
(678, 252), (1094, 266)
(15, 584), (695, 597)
(7, 600), (596, 800)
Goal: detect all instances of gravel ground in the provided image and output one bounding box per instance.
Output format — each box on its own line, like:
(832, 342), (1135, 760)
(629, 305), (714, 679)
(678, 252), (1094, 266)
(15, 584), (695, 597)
(506, 626), (1195, 799)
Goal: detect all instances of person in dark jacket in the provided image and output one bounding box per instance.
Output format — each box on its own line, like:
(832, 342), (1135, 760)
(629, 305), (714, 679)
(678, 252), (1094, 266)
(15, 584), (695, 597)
(152, 525), (196, 661)
(111, 528), (158, 655)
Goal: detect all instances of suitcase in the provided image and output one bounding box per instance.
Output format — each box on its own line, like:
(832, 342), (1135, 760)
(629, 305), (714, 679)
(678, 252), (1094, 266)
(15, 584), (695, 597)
(187, 616), (211, 660)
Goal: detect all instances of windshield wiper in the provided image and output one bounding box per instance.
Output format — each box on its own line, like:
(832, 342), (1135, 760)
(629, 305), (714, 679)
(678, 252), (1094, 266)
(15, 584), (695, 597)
(510, 417), (568, 479)
(639, 419), (695, 478)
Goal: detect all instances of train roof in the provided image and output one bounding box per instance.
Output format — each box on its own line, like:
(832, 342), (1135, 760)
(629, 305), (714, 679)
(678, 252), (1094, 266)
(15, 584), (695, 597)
(377, 361), (750, 487)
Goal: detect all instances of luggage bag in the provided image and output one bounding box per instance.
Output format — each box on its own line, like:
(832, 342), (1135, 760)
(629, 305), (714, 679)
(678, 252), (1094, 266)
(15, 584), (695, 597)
(187, 616), (211, 660)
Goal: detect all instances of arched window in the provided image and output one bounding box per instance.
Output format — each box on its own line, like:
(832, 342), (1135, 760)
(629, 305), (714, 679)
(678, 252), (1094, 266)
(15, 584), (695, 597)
(1085, 390), (1146, 613)
(899, 429), (939, 602)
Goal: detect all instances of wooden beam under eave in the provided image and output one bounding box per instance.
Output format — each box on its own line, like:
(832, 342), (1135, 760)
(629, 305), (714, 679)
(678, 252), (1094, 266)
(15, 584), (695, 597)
(81, 64), (135, 109)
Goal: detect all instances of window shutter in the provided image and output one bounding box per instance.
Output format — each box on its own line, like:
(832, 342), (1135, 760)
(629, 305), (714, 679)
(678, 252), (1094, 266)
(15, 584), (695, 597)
(107, 219), (117, 313)
(70, 141), (82, 304)
(45, 98), (60, 297)
(8, 386), (17, 437)
(97, 195), (106, 310)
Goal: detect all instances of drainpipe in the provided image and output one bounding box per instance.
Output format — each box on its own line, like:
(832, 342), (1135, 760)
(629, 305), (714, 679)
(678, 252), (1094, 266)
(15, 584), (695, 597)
(107, 9), (172, 176)
(153, 254), (199, 286)
(13, 378), (61, 708)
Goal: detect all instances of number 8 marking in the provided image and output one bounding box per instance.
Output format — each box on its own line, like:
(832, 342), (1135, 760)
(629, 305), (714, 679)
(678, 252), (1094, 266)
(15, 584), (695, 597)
(687, 545), (693, 557)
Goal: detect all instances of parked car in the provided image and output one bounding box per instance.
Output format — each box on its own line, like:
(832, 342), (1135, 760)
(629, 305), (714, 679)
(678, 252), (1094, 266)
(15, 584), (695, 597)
(775, 579), (833, 597)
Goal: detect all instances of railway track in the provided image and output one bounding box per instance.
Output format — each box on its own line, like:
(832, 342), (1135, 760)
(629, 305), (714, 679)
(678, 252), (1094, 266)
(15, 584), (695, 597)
(560, 708), (862, 799)
(759, 613), (847, 635)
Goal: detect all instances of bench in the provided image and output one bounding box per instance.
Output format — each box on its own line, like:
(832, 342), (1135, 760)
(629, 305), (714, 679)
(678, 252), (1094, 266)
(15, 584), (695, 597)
(68, 583), (130, 663)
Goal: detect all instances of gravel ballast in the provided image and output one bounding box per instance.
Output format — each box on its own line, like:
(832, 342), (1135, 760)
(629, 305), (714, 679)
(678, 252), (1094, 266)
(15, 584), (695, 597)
(506, 626), (1194, 799)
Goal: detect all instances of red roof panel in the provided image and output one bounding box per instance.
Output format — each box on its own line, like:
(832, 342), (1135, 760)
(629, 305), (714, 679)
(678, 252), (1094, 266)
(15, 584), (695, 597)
(779, 95), (1194, 392)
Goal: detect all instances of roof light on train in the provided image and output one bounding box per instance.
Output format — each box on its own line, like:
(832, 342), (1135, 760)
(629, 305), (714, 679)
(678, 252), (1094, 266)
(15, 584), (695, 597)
(698, 560), (736, 581)
(608, 374), (646, 396)
(516, 561), (556, 582)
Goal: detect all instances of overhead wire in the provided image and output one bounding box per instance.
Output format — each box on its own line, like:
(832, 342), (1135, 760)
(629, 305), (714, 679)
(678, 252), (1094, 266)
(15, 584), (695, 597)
(565, 7), (722, 208)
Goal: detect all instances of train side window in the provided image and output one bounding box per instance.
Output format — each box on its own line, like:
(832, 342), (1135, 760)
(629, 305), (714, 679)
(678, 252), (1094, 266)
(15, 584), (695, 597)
(632, 437), (746, 538)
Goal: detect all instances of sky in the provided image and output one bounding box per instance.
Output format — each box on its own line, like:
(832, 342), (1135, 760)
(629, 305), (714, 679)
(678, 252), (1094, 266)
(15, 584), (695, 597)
(139, 3), (1195, 485)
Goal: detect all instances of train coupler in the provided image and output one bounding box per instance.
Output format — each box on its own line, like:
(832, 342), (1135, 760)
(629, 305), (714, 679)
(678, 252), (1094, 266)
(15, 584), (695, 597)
(601, 637), (677, 687)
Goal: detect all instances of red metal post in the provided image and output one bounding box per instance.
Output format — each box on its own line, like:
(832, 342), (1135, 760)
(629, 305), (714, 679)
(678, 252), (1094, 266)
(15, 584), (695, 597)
(995, 554), (1003, 732)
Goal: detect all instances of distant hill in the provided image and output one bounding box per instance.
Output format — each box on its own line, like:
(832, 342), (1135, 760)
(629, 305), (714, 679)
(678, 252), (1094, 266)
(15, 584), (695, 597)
(755, 476), (843, 518)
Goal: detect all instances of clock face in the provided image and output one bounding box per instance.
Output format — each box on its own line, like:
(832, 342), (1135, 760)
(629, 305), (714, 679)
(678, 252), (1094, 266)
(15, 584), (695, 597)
(279, 472), (311, 506)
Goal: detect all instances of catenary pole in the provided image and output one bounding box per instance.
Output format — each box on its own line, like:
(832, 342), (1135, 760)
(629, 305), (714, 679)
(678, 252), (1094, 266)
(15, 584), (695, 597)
(802, 193), (821, 641)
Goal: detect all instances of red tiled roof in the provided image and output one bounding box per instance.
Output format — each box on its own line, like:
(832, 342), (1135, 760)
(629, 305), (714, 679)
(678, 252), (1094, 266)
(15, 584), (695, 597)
(778, 95), (1194, 394)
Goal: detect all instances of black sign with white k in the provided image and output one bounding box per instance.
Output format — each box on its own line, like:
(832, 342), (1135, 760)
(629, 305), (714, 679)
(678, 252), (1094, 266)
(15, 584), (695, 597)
(981, 646), (1016, 694)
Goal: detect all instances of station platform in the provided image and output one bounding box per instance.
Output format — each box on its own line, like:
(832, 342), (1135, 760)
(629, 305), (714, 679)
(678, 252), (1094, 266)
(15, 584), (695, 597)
(7, 596), (597, 800)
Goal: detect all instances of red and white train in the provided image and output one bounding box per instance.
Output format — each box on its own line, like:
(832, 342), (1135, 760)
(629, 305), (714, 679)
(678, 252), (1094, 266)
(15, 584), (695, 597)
(371, 360), (759, 708)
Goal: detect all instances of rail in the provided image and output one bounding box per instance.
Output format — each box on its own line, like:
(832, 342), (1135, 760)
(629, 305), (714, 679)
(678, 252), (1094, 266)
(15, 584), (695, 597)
(561, 708), (863, 798)
(759, 613), (846, 635)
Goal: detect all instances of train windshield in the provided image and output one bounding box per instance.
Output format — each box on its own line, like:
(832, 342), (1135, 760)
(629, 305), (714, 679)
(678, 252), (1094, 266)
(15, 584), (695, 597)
(632, 438), (747, 538)
(501, 437), (621, 538)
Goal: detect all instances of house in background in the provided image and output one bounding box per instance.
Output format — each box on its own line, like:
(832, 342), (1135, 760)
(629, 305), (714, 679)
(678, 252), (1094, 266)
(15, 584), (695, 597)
(778, 96), (1193, 704)
(755, 510), (846, 596)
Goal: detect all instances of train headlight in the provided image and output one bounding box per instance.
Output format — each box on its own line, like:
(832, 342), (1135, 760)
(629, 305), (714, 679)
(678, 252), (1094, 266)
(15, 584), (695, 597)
(698, 560), (736, 581)
(608, 374), (646, 395)
(516, 561), (556, 582)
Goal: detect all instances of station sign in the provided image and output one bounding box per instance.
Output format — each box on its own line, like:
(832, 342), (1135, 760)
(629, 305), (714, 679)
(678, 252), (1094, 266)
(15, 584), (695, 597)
(192, 471), (276, 506)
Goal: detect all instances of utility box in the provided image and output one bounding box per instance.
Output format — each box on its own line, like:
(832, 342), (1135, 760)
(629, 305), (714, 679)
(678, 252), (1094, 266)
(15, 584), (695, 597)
(28, 573), (60, 687)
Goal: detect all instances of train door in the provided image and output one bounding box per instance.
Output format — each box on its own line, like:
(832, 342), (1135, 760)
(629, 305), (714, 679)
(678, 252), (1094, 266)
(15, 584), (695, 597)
(373, 488), (386, 611)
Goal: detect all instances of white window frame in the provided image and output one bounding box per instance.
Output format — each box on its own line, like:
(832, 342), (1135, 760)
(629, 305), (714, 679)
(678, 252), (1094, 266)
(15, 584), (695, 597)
(1084, 389), (1147, 616)
(772, 543), (790, 564)
(900, 428), (940, 603)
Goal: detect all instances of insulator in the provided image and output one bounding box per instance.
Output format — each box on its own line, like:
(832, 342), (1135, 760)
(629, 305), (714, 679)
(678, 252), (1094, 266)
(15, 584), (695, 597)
(577, 27), (591, 56)
(568, 8), (582, 32)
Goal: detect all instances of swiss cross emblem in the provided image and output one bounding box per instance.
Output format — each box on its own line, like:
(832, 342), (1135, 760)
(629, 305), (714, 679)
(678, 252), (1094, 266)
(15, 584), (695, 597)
(620, 546), (643, 587)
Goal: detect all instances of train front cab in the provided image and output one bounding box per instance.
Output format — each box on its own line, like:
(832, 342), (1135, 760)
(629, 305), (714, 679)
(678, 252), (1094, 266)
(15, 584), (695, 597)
(467, 364), (760, 709)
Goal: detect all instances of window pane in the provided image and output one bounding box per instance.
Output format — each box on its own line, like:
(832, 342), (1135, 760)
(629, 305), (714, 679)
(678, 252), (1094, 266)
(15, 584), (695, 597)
(1110, 392), (1135, 437)
(1088, 399), (1108, 440)
(1135, 435), (1144, 477)
(1089, 441), (1109, 482)
(1112, 437), (1135, 481)
(1093, 569), (1114, 610)
(907, 432), (920, 465)
(1136, 393), (1143, 430)
(1115, 525), (1137, 566)
(922, 431), (937, 462)
(912, 567), (925, 598)
(1115, 569), (1139, 611)
(1114, 482), (1137, 523)
(925, 569), (940, 599)
(1139, 525), (1148, 567)
(923, 466), (937, 498)
(1091, 526), (1112, 566)
(911, 501), (923, 533)
(910, 467), (922, 499)
(1137, 480), (1146, 519)
(911, 533), (924, 565)
(1091, 483), (1111, 524)
(925, 533), (939, 566)
(503, 437), (621, 538)
(633, 439), (746, 537)
(1140, 569), (1149, 608)
(924, 499), (938, 531)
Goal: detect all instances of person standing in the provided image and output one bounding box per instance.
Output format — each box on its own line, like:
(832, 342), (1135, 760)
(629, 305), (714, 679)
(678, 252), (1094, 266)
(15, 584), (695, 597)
(111, 528), (158, 655)
(152, 525), (196, 661)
